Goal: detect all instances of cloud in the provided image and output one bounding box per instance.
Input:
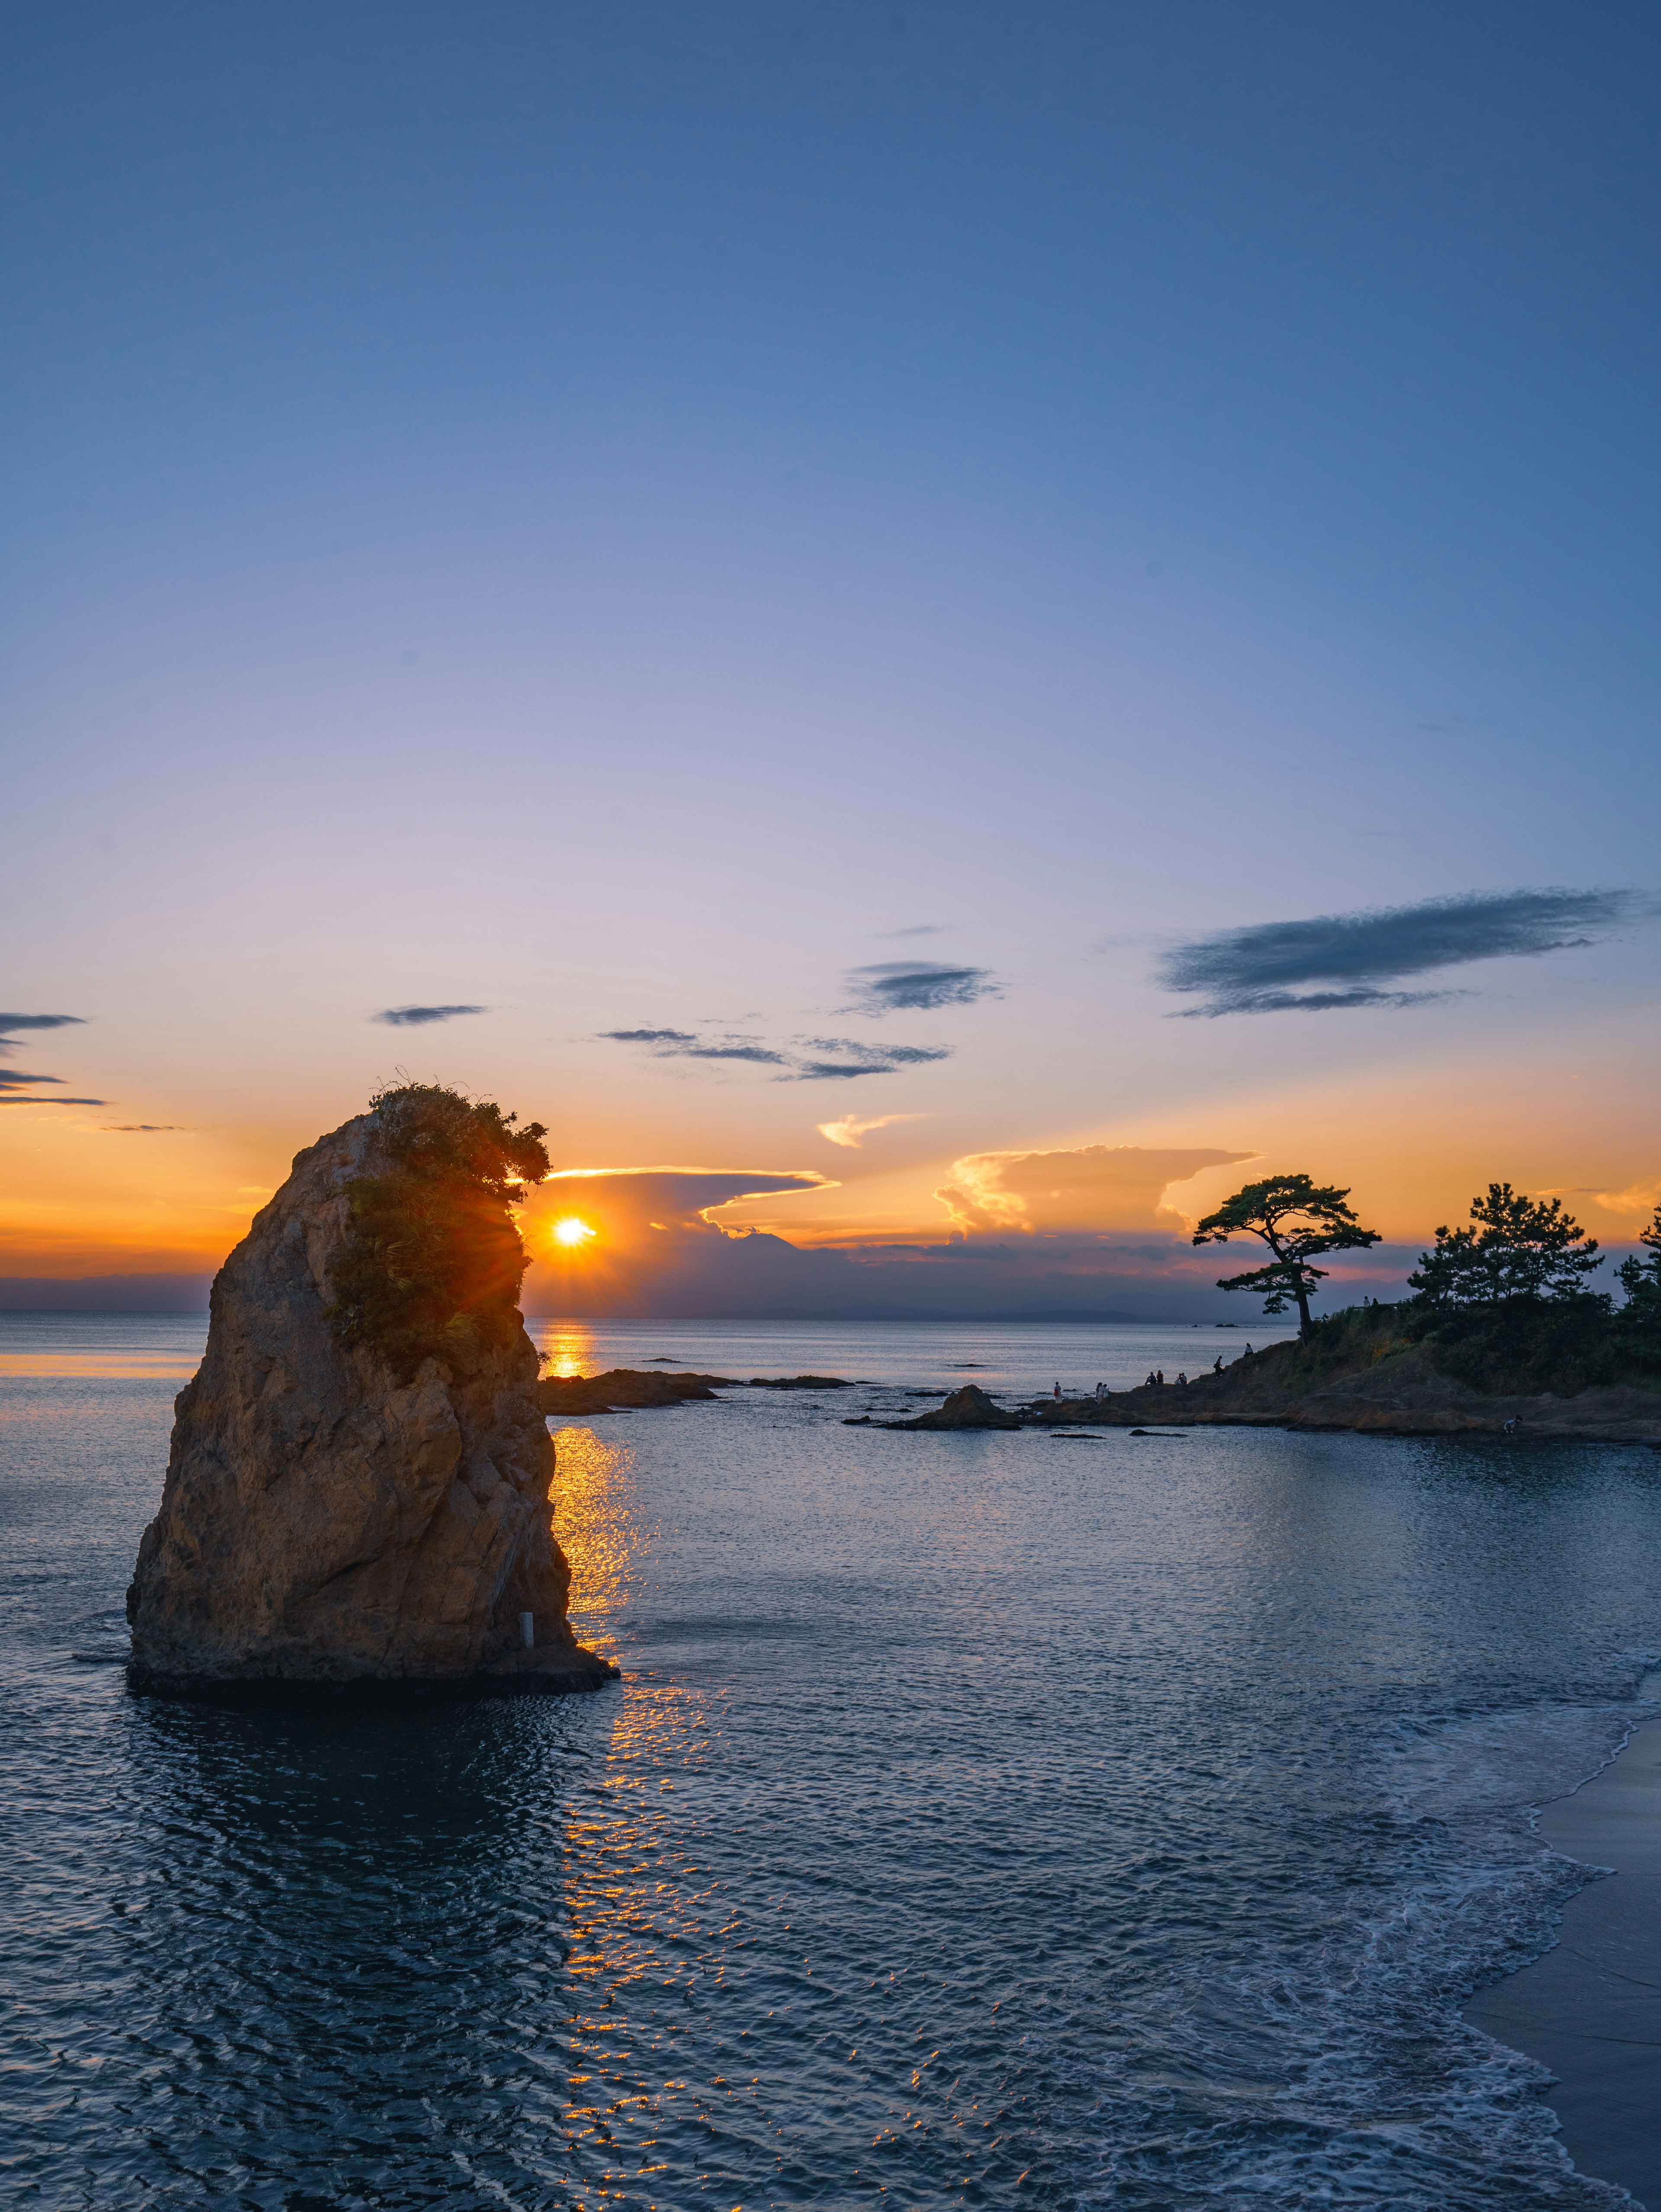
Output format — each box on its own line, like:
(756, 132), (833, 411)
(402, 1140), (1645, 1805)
(374, 1004), (487, 1026)
(601, 1028), (789, 1066)
(817, 1112), (934, 1148)
(519, 1161), (1413, 1321)
(101, 1124), (187, 1133)
(0, 1012), (85, 1056)
(843, 961), (998, 1014)
(934, 1144), (1256, 1235)
(1158, 888), (1658, 1015)
(682, 1044), (792, 1066)
(602, 1028), (950, 1081)
(787, 1038), (952, 1081)
(877, 924), (948, 938)
(0, 1098), (107, 1107)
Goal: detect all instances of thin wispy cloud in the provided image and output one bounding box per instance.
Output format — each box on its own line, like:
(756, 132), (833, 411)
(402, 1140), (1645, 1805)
(843, 961), (998, 1014)
(817, 1111), (934, 1148)
(601, 1028), (950, 1082)
(1159, 888), (1658, 1016)
(102, 1124), (187, 1132)
(682, 1043), (791, 1066)
(877, 924), (948, 938)
(600, 1029), (787, 1066)
(374, 1004), (487, 1026)
(788, 1038), (951, 1081)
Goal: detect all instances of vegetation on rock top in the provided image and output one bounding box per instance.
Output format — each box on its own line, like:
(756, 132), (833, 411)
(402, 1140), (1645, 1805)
(327, 1084), (550, 1377)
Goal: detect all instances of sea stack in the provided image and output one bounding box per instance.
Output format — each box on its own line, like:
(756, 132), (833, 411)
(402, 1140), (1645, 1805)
(126, 1085), (617, 1693)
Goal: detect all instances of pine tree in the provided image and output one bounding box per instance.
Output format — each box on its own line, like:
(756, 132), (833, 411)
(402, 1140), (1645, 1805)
(1192, 1175), (1381, 1339)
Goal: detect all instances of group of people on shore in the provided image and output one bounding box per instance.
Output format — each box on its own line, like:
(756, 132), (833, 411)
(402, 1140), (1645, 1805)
(1043, 1344), (1255, 1402)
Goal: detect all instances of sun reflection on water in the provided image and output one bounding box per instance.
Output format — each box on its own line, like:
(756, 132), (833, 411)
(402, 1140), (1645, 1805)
(536, 1319), (597, 1380)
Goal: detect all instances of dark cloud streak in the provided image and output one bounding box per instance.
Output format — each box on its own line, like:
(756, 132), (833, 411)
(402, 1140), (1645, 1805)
(0, 1013), (85, 1058)
(375, 1004), (487, 1026)
(844, 961), (998, 1013)
(1160, 888), (1657, 1016)
(601, 1028), (951, 1081)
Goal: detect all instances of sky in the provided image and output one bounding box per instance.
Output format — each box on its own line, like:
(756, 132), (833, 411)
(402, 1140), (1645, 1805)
(4, 1), (1658, 1319)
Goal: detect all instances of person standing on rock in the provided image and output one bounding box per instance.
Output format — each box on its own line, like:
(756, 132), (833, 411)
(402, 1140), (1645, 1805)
(1095, 1381), (1108, 1402)
(1053, 1380), (1061, 1399)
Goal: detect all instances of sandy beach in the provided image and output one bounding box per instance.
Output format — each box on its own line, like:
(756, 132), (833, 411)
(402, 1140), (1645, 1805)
(1465, 1707), (1661, 2207)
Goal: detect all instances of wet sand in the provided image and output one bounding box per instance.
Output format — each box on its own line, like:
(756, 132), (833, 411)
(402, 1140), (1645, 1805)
(1465, 1714), (1661, 2208)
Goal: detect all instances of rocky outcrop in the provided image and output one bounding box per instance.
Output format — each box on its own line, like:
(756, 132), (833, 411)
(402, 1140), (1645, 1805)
(1028, 1310), (1661, 1443)
(538, 1369), (734, 1415)
(127, 1102), (617, 1692)
(884, 1383), (1022, 1431)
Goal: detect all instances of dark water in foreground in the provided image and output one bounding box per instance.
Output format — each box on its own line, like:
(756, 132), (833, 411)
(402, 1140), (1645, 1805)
(3, 1315), (1661, 2209)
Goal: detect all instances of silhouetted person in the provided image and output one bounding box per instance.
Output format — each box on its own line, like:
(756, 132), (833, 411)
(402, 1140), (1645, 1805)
(1053, 1380), (1061, 1399)
(1156, 1369), (1164, 1386)
(1213, 1356), (1223, 1373)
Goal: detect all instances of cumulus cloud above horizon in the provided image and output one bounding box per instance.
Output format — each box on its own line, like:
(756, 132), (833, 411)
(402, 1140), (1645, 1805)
(1159, 887), (1656, 1015)
(936, 1143), (1256, 1235)
(843, 960), (998, 1014)
(374, 1003), (487, 1026)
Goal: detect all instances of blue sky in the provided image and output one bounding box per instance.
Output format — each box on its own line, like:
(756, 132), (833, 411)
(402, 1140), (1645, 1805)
(4, 2), (1658, 1313)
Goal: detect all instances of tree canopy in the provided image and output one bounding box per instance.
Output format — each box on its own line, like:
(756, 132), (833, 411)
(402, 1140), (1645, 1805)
(1407, 1182), (1603, 1310)
(327, 1084), (550, 1376)
(1192, 1174), (1381, 1339)
(1617, 1204), (1661, 1320)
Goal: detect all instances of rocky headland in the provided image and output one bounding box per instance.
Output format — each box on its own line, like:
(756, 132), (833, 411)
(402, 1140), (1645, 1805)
(127, 1087), (619, 1694)
(1026, 1305), (1661, 1443)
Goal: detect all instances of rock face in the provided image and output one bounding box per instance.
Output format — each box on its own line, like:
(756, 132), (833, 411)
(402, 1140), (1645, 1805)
(890, 1384), (1022, 1431)
(127, 1104), (617, 1691)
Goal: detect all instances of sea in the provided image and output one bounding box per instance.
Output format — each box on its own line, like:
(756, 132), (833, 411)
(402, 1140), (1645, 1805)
(4, 1310), (1660, 2210)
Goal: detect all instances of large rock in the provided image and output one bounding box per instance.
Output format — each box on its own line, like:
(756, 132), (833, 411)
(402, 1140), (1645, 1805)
(889, 1383), (1022, 1431)
(127, 1098), (617, 1692)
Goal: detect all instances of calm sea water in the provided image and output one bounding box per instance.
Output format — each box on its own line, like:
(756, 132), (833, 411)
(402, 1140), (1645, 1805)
(4, 1312), (1660, 2210)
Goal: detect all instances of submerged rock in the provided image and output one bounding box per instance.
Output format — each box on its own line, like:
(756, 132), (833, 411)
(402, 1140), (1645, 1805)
(127, 1088), (617, 1694)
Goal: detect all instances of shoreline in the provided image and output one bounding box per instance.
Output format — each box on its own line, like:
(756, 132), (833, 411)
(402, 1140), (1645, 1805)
(1464, 1710), (1661, 2209)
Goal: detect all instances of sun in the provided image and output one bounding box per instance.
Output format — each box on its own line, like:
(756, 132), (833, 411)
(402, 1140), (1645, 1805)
(552, 1216), (596, 1249)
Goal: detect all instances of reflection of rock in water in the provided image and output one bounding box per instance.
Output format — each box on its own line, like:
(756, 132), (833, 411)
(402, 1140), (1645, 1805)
(112, 1687), (615, 2197)
(127, 1090), (617, 1693)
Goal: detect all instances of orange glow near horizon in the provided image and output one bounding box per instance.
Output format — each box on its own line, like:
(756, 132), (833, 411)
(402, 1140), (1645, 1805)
(552, 1216), (597, 1249)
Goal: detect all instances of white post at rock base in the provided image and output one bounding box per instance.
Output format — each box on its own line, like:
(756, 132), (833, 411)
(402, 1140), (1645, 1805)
(519, 1610), (535, 1649)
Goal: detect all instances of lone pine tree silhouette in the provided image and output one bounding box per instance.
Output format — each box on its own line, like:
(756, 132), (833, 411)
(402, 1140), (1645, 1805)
(1193, 1174), (1382, 1340)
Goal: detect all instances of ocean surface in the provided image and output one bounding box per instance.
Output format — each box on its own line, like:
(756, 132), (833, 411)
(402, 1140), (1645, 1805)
(4, 1312), (1661, 2210)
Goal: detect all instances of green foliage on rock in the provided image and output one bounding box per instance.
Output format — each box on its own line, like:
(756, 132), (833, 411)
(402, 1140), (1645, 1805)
(1408, 1182), (1605, 1309)
(1403, 1187), (1661, 1394)
(327, 1084), (550, 1377)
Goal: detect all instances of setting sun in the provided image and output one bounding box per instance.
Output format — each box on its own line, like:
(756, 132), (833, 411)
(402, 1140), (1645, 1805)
(552, 1216), (596, 1248)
